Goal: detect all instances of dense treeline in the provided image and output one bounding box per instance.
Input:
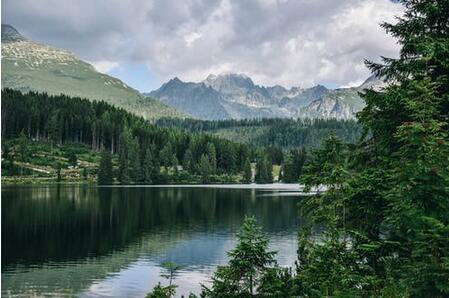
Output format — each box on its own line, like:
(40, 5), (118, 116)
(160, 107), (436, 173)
(1, 89), (259, 184)
(156, 117), (359, 131)
(156, 117), (362, 149)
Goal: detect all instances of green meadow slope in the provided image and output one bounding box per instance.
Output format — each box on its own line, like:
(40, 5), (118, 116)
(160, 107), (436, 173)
(1, 24), (184, 120)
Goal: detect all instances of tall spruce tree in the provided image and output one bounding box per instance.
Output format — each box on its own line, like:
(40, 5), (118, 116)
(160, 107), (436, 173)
(2, 144), (14, 176)
(282, 148), (307, 183)
(182, 148), (194, 172)
(17, 130), (29, 163)
(143, 147), (156, 184)
(243, 158), (252, 183)
(255, 151), (273, 184)
(48, 111), (60, 147)
(206, 142), (217, 174)
(118, 128), (132, 184)
(281, 153), (295, 183)
(199, 154), (212, 183)
(160, 142), (174, 169)
(98, 150), (113, 185)
(129, 136), (142, 182)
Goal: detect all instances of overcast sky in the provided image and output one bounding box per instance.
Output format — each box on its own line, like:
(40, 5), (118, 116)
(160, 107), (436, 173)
(2, 0), (404, 92)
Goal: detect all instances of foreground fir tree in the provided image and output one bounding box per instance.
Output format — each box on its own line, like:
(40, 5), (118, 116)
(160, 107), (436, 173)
(201, 216), (279, 297)
(300, 0), (449, 296)
(145, 282), (176, 298)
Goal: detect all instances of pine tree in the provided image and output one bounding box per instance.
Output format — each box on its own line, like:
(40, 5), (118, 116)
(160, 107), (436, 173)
(206, 142), (217, 174)
(48, 111), (60, 146)
(145, 283), (176, 298)
(17, 130), (29, 163)
(170, 154), (179, 169)
(143, 148), (155, 184)
(219, 144), (237, 173)
(282, 149), (307, 183)
(281, 153), (295, 183)
(243, 158), (252, 183)
(3, 144), (15, 176)
(118, 128), (131, 184)
(160, 142), (174, 169)
(202, 216), (277, 297)
(183, 148), (194, 172)
(129, 136), (142, 182)
(98, 150), (113, 185)
(199, 154), (212, 183)
(255, 151), (273, 184)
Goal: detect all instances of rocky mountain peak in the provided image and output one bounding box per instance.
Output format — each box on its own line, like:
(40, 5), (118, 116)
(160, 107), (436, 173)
(359, 75), (385, 91)
(169, 77), (183, 84)
(205, 74), (218, 81)
(2, 24), (26, 42)
(204, 73), (255, 91)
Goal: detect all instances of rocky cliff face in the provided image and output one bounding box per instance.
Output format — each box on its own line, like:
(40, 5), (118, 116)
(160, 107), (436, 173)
(149, 77), (229, 120)
(148, 73), (383, 120)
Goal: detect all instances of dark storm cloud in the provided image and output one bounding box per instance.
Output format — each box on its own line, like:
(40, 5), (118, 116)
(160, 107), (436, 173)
(2, 0), (403, 88)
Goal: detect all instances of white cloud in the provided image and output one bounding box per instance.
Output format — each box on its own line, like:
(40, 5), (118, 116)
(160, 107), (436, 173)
(91, 60), (119, 73)
(184, 32), (202, 48)
(3, 0), (404, 89)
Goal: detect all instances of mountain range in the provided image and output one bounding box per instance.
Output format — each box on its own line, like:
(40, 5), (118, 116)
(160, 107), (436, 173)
(1, 24), (183, 119)
(148, 73), (384, 120)
(2, 24), (384, 122)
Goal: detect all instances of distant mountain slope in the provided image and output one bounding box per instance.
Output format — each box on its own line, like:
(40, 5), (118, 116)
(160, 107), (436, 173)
(148, 73), (384, 120)
(1, 24), (184, 120)
(149, 77), (229, 120)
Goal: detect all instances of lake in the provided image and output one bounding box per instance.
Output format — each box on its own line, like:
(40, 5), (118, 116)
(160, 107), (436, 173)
(2, 184), (304, 297)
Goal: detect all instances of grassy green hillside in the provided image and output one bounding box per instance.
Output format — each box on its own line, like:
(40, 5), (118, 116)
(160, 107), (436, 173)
(1, 25), (184, 120)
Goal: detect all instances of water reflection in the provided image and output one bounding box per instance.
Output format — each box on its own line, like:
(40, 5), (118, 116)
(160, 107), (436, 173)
(2, 185), (301, 297)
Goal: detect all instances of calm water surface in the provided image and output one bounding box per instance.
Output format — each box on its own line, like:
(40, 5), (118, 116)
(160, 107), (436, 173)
(2, 185), (304, 297)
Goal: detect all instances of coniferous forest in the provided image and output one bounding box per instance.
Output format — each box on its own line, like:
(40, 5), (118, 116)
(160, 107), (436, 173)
(1, 89), (251, 184)
(1, 89), (283, 184)
(2, 88), (366, 184)
(3, 84), (362, 186)
(155, 117), (362, 149)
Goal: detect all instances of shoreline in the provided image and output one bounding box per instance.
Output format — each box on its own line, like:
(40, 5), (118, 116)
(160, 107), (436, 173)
(1, 180), (323, 194)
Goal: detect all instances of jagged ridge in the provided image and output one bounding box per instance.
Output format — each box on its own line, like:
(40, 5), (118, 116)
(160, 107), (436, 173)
(148, 73), (384, 120)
